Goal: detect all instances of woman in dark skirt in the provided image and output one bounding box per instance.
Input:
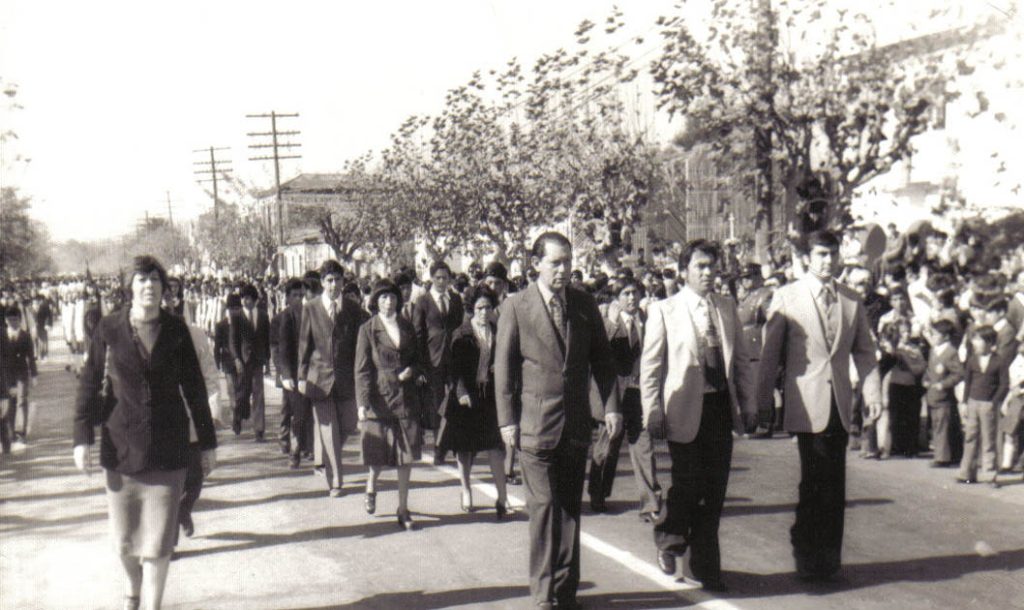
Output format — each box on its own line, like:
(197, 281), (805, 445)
(445, 285), (512, 517)
(355, 279), (424, 530)
(72, 255), (217, 610)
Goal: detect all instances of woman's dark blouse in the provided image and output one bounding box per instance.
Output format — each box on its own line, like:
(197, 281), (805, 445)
(73, 309), (217, 474)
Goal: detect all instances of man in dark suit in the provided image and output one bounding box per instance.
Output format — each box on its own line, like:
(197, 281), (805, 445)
(413, 260), (464, 464)
(231, 284), (271, 441)
(32, 294), (52, 361)
(278, 278), (310, 468)
(587, 277), (661, 520)
(2, 306), (38, 450)
(757, 230), (881, 582)
(640, 240), (757, 591)
(299, 260), (368, 497)
(496, 232), (621, 610)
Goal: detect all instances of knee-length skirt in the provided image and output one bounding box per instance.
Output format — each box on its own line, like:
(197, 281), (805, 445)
(105, 468), (187, 559)
(361, 416), (422, 467)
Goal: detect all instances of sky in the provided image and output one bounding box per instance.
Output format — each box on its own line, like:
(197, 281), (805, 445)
(0, 0), (680, 240)
(1, 0), (1018, 241)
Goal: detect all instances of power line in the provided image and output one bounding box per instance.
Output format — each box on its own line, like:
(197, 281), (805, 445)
(193, 146), (233, 221)
(247, 111), (301, 247)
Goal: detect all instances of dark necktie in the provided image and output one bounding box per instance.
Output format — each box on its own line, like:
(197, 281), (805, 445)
(819, 285), (837, 347)
(628, 316), (639, 349)
(549, 294), (566, 339)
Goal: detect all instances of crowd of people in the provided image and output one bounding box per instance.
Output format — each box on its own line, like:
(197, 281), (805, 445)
(1, 220), (1023, 609)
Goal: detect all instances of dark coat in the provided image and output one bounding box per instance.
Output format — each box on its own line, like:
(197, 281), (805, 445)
(298, 297), (368, 401)
(354, 315), (423, 420)
(278, 300), (303, 383)
(412, 290), (463, 374)
(449, 320), (496, 406)
(213, 318), (233, 373)
(494, 284), (619, 451)
(230, 308), (270, 366)
(1, 328), (37, 382)
(923, 344), (963, 407)
(73, 309), (216, 474)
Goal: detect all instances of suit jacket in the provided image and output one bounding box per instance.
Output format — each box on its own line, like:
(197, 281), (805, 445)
(278, 300), (303, 384)
(996, 322), (1020, 368)
(963, 353), (1009, 406)
(639, 289), (756, 444)
(354, 315), (422, 420)
(230, 308), (270, 366)
(73, 309), (216, 474)
(494, 284), (619, 451)
(412, 289), (464, 374)
(923, 343), (963, 407)
(757, 277), (882, 433)
(1, 328), (37, 381)
(450, 320), (496, 406)
(605, 310), (645, 387)
(213, 318), (233, 373)
(298, 297), (368, 401)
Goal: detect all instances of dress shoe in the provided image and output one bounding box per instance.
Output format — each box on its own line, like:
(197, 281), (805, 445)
(329, 487), (343, 498)
(231, 419), (241, 435)
(397, 509), (415, 531)
(180, 514), (195, 538)
(279, 440), (290, 455)
(506, 474), (522, 486)
(557, 598), (583, 609)
(956, 477), (976, 484)
(590, 498), (608, 513)
(683, 575), (728, 592)
(288, 454), (301, 469)
(638, 511), (657, 524)
(254, 432), (266, 443)
(657, 550), (677, 575)
(495, 501), (513, 521)
(365, 492), (376, 514)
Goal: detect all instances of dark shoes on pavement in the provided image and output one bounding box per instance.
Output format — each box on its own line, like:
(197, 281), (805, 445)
(657, 550), (677, 575)
(180, 514), (195, 538)
(397, 509), (415, 531)
(590, 497), (608, 514)
(365, 492), (376, 514)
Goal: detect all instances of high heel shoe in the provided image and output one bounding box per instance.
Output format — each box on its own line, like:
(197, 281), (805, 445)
(495, 501), (509, 521)
(397, 509), (415, 531)
(460, 491), (473, 513)
(365, 492), (376, 514)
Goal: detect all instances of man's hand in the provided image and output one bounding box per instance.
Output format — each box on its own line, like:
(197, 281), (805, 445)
(297, 380), (307, 396)
(458, 394), (471, 408)
(398, 367), (414, 382)
(866, 402), (883, 423)
(73, 444), (93, 475)
(500, 424), (519, 448)
(605, 412), (623, 440)
(358, 406), (369, 422)
(201, 449), (217, 477)
(647, 409), (666, 441)
(281, 379), (295, 392)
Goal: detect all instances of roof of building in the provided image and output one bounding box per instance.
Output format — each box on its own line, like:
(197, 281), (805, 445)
(258, 173), (366, 199)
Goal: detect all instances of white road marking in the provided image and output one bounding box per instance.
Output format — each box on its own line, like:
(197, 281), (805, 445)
(430, 462), (744, 610)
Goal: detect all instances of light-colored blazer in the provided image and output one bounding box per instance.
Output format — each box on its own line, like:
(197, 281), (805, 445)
(640, 289), (756, 444)
(757, 277), (881, 433)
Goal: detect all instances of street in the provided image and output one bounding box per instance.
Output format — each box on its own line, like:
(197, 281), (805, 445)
(2, 346), (1023, 610)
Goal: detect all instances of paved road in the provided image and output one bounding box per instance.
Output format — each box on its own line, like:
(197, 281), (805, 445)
(2, 341), (1023, 609)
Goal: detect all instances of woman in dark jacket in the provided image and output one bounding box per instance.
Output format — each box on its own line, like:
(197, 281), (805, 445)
(445, 285), (511, 518)
(73, 255), (217, 610)
(355, 279), (424, 530)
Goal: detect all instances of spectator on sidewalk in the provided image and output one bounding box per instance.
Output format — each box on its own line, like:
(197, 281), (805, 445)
(2, 306), (38, 451)
(958, 326), (1009, 488)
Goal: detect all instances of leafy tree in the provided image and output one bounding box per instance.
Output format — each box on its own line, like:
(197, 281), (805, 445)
(650, 0), (1016, 257)
(0, 188), (52, 278)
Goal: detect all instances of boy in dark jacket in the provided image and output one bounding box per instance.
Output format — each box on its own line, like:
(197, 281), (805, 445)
(2, 306), (38, 452)
(958, 325), (1009, 487)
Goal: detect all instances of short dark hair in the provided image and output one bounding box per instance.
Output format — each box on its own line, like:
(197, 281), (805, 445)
(284, 278), (304, 294)
(531, 231), (572, 260)
(679, 239), (721, 269)
(466, 284), (499, 309)
(131, 255), (168, 291)
(609, 277), (644, 298)
(240, 283), (260, 300)
(931, 319), (956, 339)
(799, 230), (841, 255)
(368, 279), (403, 314)
(303, 270), (321, 282)
(319, 259), (345, 280)
(391, 271), (413, 288)
(429, 260), (452, 278)
(985, 296), (1009, 314)
(973, 325), (997, 346)
(303, 277), (322, 295)
(4, 304), (21, 318)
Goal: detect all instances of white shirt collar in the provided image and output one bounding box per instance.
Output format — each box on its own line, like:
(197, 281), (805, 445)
(321, 292), (340, 313)
(805, 273), (835, 296)
(536, 280), (565, 307)
(681, 284), (712, 309)
(994, 318), (1008, 333)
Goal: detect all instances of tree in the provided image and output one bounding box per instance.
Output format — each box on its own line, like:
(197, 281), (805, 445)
(0, 187), (52, 278)
(651, 0), (1016, 257)
(194, 202), (275, 274)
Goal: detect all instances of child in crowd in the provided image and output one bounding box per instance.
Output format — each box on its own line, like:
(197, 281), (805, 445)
(923, 320), (963, 466)
(958, 326), (1009, 487)
(998, 341), (1024, 479)
(881, 321), (928, 458)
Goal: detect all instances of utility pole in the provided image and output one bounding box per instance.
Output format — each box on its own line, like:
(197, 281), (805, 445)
(193, 146), (232, 221)
(165, 190), (174, 227)
(246, 111), (301, 246)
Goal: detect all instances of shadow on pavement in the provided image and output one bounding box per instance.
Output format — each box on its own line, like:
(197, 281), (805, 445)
(284, 586), (702, 609)
(0, 510), (107, 533)
(723, 548), (1024, 598)
(721, 497), (893, 517)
